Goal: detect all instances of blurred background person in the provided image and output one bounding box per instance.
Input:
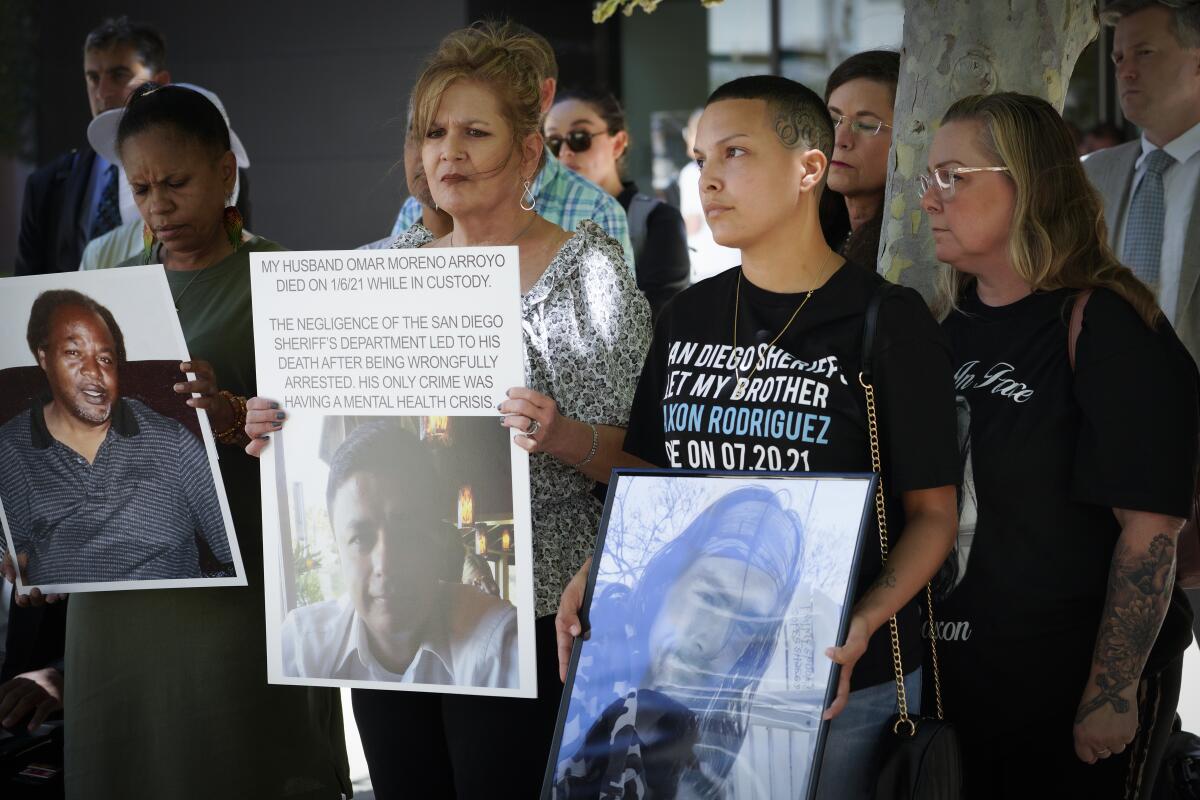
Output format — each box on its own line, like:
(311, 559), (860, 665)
(15, 16), (168, 276)
(824, 50), (899, 269)
(1084, 0), (1200, 363)
(546, 88), (689, 318)
(677, 107), (741, 283)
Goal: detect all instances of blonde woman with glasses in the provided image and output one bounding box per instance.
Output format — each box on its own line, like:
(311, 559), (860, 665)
(923, 91), (1198, 799)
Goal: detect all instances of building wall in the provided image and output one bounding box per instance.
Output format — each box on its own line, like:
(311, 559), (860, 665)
(23, 1), (470, 253)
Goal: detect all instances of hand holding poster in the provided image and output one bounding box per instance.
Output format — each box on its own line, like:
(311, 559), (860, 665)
(0, 266), (245, 594)
(251, 248), (536, 697)
(544, 470), (874, 799)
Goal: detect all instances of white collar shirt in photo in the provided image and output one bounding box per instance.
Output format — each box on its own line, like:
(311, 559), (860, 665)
(1116, 120), (1200, 326)
(280, 583), (519, 687)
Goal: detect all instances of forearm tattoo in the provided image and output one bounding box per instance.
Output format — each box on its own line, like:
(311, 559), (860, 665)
(871, 565), (898, 593)
(1075, 533), (1176, 723)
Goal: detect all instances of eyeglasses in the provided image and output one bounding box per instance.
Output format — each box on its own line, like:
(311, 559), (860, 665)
(546, 129), (610, 157)
(831, 114), (892, 137)
(917, 166), (1011, 200)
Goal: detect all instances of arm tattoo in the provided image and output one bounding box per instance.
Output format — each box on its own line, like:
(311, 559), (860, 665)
(871, 565), (898, 593)
(1075, 533), (1176, 723)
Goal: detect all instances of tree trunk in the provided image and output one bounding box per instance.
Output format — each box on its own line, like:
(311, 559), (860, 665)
(878, 0), (1099, 301)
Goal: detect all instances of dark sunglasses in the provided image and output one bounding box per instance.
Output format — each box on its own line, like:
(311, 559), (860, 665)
(546, 129), (610, 157)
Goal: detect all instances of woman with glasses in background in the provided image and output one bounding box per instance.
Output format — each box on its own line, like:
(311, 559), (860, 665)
(824, 51), (898, 269)
(545, 89), (689, 318)
(924, 92), (1198, 799)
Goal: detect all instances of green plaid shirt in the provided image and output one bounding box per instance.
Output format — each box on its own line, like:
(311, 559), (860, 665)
(389, 151), (635, 268)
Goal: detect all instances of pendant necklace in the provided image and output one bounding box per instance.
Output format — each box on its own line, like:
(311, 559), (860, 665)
(730, 250), (837, 401)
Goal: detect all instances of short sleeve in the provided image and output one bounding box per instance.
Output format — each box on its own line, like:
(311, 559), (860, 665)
(0, 432), (31, 552)
(622, 312), (672, 467)
(391, 196), (423, 238)
(1072, 290), (1198, 517)
(874, 287), (960, 493)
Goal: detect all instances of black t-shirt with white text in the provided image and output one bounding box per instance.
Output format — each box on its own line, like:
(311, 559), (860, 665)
(937, 286), (1197, 726)
(624, 263), (960, 690)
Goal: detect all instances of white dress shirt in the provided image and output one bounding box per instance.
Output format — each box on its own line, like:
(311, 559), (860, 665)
(280, 583), (519, 687)
(1115, 120), (1200, 325)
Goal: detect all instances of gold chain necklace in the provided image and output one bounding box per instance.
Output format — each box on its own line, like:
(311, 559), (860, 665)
(730, 250), (837, 401)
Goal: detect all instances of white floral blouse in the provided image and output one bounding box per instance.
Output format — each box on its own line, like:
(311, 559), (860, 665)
(389, 220), (652, 615)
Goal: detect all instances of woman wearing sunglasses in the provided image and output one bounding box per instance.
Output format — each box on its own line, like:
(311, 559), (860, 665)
(545, 89), (689, 318)
(924, 92), (1198, 798)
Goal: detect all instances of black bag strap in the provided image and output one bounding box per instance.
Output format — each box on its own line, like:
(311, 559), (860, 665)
(627, 193), (660, 266)
(860, 281), (898, 383)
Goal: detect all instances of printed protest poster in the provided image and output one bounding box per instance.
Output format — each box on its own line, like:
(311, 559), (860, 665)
(251, 247), (535, 698)
(544, 470), (874, 800)
(0, 266), (245, 594)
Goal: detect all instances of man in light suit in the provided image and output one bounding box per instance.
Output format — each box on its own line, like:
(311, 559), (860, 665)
(1083, 0), (1200, 362)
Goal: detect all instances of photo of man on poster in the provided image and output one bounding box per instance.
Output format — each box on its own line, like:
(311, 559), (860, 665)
(0, 288), (234, 586)
(279, 421), (519, 687)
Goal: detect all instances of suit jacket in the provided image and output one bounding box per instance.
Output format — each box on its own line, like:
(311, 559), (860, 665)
(1083, 140), (1200, 362)
(14, 144), (97, 276)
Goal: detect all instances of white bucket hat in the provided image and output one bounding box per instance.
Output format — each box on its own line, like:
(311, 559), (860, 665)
(87, 82), (250, 168)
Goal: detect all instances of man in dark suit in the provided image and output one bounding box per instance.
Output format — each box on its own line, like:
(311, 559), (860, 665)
(14, 17), (168, 276)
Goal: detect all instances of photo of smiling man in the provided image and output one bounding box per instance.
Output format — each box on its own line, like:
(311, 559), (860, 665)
(0, 268), (243, 593)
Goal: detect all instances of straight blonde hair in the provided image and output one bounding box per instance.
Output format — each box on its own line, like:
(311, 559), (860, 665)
(934, 92), (1161, 327)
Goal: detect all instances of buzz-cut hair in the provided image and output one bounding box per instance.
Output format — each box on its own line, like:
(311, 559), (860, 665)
(1101, 0), (1200, 48)
(706, 75), (834, 160)
(26, 289), (127, 364)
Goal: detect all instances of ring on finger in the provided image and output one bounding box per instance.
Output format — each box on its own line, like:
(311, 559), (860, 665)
(526, 419), (541, 436)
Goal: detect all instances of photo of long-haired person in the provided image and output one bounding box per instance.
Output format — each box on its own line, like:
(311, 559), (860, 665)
(0, 289), (232, 586)
(553, 486), (805, 799)
(279, 421), (519, 687)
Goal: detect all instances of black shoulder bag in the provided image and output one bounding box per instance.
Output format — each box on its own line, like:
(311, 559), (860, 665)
(859, 283), (964, 800)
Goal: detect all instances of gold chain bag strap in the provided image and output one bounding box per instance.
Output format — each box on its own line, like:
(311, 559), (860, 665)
(859, 283), (963, 800)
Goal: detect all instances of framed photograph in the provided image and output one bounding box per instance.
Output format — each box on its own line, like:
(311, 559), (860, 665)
(0, 266), (245, 594)
(543, 469), (876, 800)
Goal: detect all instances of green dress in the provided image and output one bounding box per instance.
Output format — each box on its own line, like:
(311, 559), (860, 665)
(66, 237), (351, 799)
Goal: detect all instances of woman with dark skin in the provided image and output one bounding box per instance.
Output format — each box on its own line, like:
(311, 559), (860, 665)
(61, 83), (349, 800)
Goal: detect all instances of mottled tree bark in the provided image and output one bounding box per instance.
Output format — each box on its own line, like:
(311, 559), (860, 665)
(878, 0), (1100, 301)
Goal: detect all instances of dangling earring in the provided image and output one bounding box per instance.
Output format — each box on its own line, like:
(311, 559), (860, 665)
(520, 179), (536, 212)
(223, 206), (244, 247)
(142, 221), (156, 263)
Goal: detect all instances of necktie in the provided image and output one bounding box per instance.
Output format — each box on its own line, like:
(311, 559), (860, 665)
(89, 164), (121, 241)
(1122, 148), (1176, 288)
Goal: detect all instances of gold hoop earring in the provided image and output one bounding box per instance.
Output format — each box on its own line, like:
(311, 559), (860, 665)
(520, 179), (536, 212)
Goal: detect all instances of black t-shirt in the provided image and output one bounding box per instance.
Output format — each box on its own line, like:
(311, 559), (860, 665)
(624, 263), (960, 690)
(937, 287), (1197, 723)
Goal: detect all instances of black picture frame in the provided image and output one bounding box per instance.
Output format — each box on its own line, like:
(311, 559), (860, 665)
(541, 467), (877, 800)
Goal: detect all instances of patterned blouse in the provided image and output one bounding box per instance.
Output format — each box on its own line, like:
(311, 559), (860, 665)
(389, 220), (652, 615)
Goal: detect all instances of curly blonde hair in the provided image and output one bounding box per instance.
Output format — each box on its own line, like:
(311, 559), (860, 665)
(934, 92), (1161, 327)
(409, 21), (546, 154)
